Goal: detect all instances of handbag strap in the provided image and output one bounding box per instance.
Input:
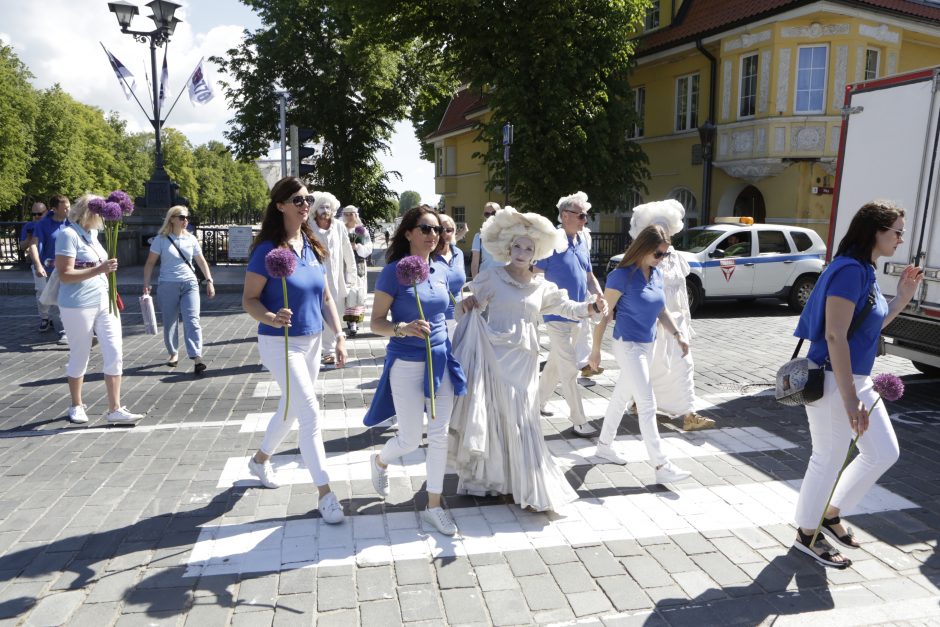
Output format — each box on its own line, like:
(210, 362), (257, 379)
(790, 286), (877, 360)
(167, 235), (200, 280)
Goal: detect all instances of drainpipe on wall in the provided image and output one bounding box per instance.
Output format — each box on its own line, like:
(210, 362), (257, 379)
(695, 38), (717, 225)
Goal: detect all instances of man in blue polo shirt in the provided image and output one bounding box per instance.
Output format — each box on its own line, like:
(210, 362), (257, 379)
(28, 194), (70, 343)
(536, 191), (606, 437)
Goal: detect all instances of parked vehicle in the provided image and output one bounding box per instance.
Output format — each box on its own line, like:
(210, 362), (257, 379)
(829, 67), (940, 376)
(607, 217), (826, 314)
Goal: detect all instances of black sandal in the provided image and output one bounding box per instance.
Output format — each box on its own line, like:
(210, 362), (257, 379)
(821, 515), (861, 549)
(793, 528), (852, 569)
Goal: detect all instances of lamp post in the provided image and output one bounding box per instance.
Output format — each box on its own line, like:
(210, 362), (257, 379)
(697, 119), (717, 226)
(107, 0), (182, 215)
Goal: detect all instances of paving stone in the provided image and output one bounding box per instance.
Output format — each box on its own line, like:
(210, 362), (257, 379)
(504, 549), (549, 576)
(482, 589), (533, 626)
(359, 599), (402, 626)
(620, 555), (672, 589)
(317, 575), (356, 612)
(518, 573), (566, 611)
(398, 584), (443, 621)
(67, 600), (123, 627)
(316, 609), (359, 627)
(21, 588), (85, 626)
(645, 543), (698, 574)
(474, 563), (518, 592)
(271, 592), (316, 627)
(236, 574), (279, 613)
(603, 539), (645, 557)
(549, 561), (597, 594)
(597, 575), (653, 612)
(568, 589), (614, 616)
(394, 558), (433, 585)
(184, 602), (236, 627)
(442, 588), (489, 625)
(709, 536), (764, 565)
(577, 545), (625, 578)
(277, 567), (316, 595)
(231, 609), (275, 625)
(357, 565), (395, 601)
(434, 556), (477, 589)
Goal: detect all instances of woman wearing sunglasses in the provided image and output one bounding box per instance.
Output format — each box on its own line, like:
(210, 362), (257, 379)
(363, 205), (467, 536)
(432, 214), (466, 339)
(143, 205), (215, 374)
(587, 225), (692, 485)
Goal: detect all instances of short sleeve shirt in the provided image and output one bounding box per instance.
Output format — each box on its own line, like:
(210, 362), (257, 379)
(150, 233), (203, 283)
(247, 240), (326, 337)
(19, 222), (35, 242)
(375, 258), (451, 351)
(35, 214), (68, 268)
(606, 265), (665, 343)
(536, 231), (592, 323)
(433, 245), (466, 320)
(472, 232), (507, 274)
(55, 225), (109, 309)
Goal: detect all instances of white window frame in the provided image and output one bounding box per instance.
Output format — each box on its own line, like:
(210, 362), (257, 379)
(794, 44), (828, 114)
(436, 147), (444, 177)
(667, 187), (697, 216)
(675, 73), (700, 132)
(864, 48), (880, 80)
(739, 53), (758, 119)
(628, 86), (646, 139)
(452, 206), (466, 226)
(644, 2), (660, 31)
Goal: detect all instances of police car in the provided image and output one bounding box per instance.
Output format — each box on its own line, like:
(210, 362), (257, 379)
(606, 217), (826, 314)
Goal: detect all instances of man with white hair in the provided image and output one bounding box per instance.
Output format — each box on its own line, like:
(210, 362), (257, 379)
(535, 191), (606, 436)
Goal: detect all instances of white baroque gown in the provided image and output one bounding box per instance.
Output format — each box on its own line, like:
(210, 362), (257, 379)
(449, 267), (589, 512)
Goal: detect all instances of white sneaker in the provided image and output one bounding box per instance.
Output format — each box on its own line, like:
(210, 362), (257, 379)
(539, 406), (554, 417)
(67, 404), (88, 424)
(318, 491), (345, 525)
(420, 507), (457, 536)
(371, 453), (390, 497)
(595, 443), (628, 465)
(57, 331), (68, 346)
(573, 422), (598, 437)
(105, 406), (143, 424)
(655, 461), (691, 484)
(248, 458), (280, 489)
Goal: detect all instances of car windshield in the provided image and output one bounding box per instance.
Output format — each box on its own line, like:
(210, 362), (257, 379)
(674, 229), (723, 253)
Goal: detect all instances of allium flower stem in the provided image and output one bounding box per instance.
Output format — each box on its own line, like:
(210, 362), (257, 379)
(414, 285), (436, 420)
(281, 278), (290, 421)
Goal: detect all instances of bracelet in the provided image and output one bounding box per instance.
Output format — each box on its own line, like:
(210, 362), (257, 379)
(205, 278), (213, 283)
(394, 322), (405, 338)
(335, 330), (346, 340)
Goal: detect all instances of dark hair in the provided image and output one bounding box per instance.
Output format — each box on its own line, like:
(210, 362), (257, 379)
(835, 200), (905, 263)
(387, 205), (441, 262)
(49, 194), (68, 210)
(252, 176), (328, 261)
(618, 224), (669, 270)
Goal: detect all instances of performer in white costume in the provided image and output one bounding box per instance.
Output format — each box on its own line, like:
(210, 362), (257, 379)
(450, 208), (607, 512)
(630, 201), (715, 432)
(309, 192), (356, 365)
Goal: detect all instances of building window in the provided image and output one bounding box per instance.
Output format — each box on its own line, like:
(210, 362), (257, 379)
(739, 54), (758, 118)
(675, 74), (700, 132)
(445, 146), (457, 176)
(436, 147), (444, 177)
(795, 45), (828, 114)
(668, 187), (697, 215)
(628, 86), (645, 138)
(864, 48), (880, 80)
(452, 206), (466, 227)
(644, 2), (660, 30)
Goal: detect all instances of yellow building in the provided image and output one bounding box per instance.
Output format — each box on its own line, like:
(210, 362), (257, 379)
(427, 0), (940, 244)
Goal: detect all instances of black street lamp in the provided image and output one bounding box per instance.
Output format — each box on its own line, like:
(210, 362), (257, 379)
(107, 0), (183, 213)
(697, 119), (717, 226)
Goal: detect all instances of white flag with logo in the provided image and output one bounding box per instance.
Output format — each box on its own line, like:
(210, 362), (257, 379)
(101, 43), (137, 101)
(159, 48), (169, 111)
(186, 57), (214, 106)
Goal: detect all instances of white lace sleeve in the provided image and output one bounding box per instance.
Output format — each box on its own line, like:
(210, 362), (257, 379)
(469, 268), (496, 310)
(539, 278), (590, 319)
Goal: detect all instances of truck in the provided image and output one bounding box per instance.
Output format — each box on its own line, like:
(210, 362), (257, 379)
(829, 66), (940, 376)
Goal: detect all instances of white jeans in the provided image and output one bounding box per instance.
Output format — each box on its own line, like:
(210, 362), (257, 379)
(60, 296), (123, 378)
(575, 317), (594, 369)
(257, 333), (331, 486)
(379, 359), (454, 494)
(794, 371), (900, 529)
(538, 321), (588, 425)
(599, 339), (668, 467)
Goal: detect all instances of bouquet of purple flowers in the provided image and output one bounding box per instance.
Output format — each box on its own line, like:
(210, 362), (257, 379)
(265, 247), (298, 421)
(396, 255), (436, 419)
(88, 191), (134, 315)
(349, 225), (367, 246)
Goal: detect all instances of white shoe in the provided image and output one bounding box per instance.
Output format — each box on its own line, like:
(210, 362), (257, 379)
(67, 404), (88, 424)
(248, 457), (280, 488)
(539, 405), (554, 417)
(57, 331), (68, 346)
(318, 491), (345, 524)
(595, 443), (628, 465)
(573, 422), (598, 437)
(420, 507), (457, 536)
(105, 406), (143, 424)
(655, 461), (691, 484)
(371, 453), (390, 497)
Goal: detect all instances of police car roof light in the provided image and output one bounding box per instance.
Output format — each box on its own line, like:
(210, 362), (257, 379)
(714, 216), (755, 225)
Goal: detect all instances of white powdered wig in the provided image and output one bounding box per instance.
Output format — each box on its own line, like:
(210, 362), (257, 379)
(312, 191), (340, 215)
(629, 199), (685, 238)
(556, 191), (591, 221)
(481, 206), (567, 262)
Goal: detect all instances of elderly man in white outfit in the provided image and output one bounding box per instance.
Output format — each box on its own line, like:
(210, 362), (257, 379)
(309, 192), (357, 365)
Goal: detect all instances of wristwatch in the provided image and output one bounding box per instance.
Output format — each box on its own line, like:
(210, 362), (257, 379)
(394, 322), (405, 337)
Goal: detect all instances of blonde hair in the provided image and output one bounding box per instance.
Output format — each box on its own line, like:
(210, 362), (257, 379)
(158, 205), (192, 237)
(434, 214), (458, 255)
(68, 194), (103, 231)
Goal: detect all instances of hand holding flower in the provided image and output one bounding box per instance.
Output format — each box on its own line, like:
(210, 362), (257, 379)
(265, 247), (298, 421)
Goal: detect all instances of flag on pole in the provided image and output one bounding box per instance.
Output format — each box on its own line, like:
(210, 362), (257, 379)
(101, 44), (137, 101)
(159, 48), (170, 111)
(186, 57), (214, 106)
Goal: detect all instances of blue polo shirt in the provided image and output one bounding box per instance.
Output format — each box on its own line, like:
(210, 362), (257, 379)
(34, 214), (68, 269)
(19, 222), (35, 242)
(433, 244), (466, 320)
(536, 231), (591, 323)
(606, 265), (665, 343)
(375, 257), (451, 350)
(796, 256), (888, 376)
(247, 239), (326, 337)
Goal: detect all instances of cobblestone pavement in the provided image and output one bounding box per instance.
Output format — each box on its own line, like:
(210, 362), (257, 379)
(0, 271), (938, 626)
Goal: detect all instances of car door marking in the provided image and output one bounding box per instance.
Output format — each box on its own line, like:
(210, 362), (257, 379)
(720, 259), (736, 282)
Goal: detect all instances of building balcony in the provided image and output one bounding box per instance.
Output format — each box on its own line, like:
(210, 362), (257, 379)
(435, 175), (459, 196)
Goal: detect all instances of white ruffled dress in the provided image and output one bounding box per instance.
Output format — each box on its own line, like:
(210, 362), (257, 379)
(649, 246), (697, 415)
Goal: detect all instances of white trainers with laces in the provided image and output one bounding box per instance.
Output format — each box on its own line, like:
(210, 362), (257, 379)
(105, 406), (143, 424)
(420, 507), (457, 536)
(318, 491), (345, 524)
(248, 457), (281, 489)
(371, 452), (390, 497)
(595, 443), (628, 465)
(67, 404), (88, 424)
(572, 422), (597, 437)
(655, 461), (691, 484)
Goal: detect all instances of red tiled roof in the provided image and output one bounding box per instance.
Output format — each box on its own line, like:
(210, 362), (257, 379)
(426, 88), (487, 141)
(639, 0), (940, 55)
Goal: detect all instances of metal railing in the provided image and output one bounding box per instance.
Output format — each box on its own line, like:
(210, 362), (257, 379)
(195, 226), (260, 264)
(0, 222), (28, 268)
(590, 232), (630, 276)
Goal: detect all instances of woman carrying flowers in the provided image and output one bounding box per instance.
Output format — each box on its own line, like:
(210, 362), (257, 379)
(792, 200), (923, 568)
(363, 205), (467, 536)
(241, 177), (347, 525)
(341, 205), (372, 337)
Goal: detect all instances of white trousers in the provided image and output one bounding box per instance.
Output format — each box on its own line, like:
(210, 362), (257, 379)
(538, 321), (588, 426)
(794, 371), (899, 529)
(60, 296), (123, 378)
(379, 359), (454, 494)
(575, 317), (593, 369)
(257, 333), (331, 486)
(599, 339), (668, 467)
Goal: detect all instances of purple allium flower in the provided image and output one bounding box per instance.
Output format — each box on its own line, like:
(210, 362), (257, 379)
(396, 255), (429, 286)
(355, 225), (366, 235)
(264, 247), (297, 279)
(99, 201), (123, 221)
(88, 198), (105, 214)
(107, 190), (134, 216)
(873, 373), (905, 402)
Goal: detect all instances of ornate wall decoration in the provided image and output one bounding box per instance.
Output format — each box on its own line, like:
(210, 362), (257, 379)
(791, 126), (825, 151)
(776, 48), (791, 113)
(859, 24), (899, 44)
(781, 23), (849, 38)
(830, 126), (840, 153)
(774, 127), (786, 152)
(757, 127), (767, 154)
(719, 133), (730, 158)
(724, 30), (772, 52)
(722, 60), (733, 120)
(759, 51), (771, 114)
(834, 46), (849, 109)
(731, 131), (754, 155)
(854, 46), (866, 83)
(714, 158), (790, 182)
(887, 51), (898, 76)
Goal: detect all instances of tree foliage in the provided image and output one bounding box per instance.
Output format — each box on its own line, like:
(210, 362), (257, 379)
(0, 45), (37, 212)
(398, 190), (421, 215)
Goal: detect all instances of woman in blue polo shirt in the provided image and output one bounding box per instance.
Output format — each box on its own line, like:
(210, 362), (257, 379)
(792, 200), (923, 569)
(587, 225), (691, 485)
(242, 177), (348, 525)
(432, 213), (466, 339)
(364, 205), (467, 536)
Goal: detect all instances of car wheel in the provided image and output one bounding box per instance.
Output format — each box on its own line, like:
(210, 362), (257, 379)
(913, 361), (940, 377)
(788, 274), (817, 312)
(686, 278), (703, 315)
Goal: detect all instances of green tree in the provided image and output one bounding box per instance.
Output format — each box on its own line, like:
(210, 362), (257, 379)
(398, 190), (421, 215)
(161, 127), (199, 212)
(25, 85), (92, 200)
(0, 45), (37, 216)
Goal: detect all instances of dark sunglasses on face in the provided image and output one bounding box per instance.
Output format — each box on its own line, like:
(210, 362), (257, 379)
(416, 224), (443, 235)
(443, 227), (455, 233)
(31, 213), (44, 217)
(565, 210), (589, 221)
(290, 195), (316, 207)
(653, 250), (671, 259)
(175, 215), (190, 221)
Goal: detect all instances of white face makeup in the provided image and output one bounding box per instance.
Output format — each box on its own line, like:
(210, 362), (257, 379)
(509, 236), (536, 268)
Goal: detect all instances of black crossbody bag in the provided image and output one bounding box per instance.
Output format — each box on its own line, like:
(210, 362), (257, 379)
(167, 235), (207, 285)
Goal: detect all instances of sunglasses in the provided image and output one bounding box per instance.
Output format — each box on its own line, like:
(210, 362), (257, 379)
(175, 215), (190, 221)
(653, 250), (671, 259)
(290, 195), (316, 207)
(31, 213), (44, 217)
(415, 224), (443, 235)
(564, 210), (589, 221)
(483, 212), (496, 218)
(885, 227), (905, 238)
